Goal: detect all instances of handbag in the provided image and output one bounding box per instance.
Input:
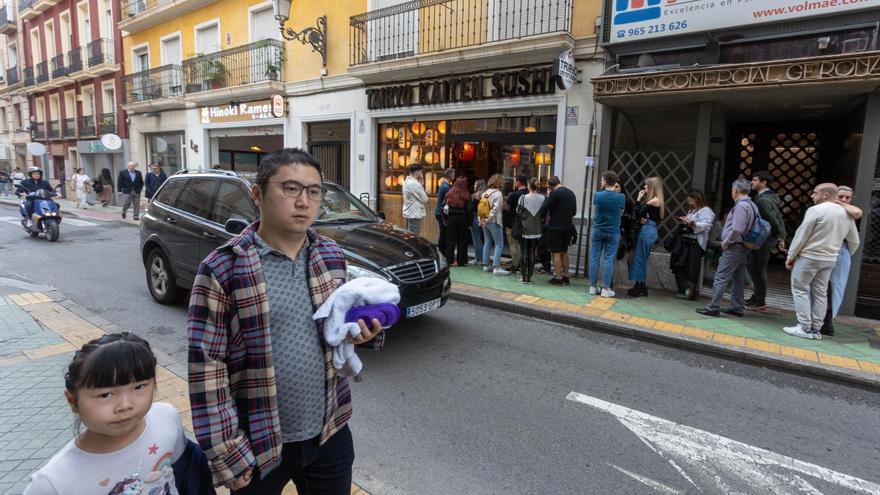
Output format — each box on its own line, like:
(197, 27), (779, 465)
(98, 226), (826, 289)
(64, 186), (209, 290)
(742, 202), (771, 250)
(93, 181), (104, 194)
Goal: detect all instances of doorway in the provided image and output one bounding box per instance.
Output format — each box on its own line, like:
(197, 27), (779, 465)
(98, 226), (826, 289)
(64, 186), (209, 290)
(307, 121), (350, 188)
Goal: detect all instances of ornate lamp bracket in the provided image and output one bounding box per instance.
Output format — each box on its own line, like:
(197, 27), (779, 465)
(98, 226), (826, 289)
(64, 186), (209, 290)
(277, 14), (327, 68)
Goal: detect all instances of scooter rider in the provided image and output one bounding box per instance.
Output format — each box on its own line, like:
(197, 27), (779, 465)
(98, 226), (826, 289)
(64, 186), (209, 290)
(17, 166), (53, 225)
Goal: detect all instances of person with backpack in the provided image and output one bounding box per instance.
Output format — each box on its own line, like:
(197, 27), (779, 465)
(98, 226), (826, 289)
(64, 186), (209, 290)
(696, 179), (759, 318)
(744, 171), (788, 313)
(503, 175), (529, 273)
(478, 173), (509, 276)
(517, 178), (546, 284)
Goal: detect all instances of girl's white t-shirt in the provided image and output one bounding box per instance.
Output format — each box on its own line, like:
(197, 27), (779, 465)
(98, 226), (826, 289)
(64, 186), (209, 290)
(24, 402), (186, 495)
(73, 174), (92, 191)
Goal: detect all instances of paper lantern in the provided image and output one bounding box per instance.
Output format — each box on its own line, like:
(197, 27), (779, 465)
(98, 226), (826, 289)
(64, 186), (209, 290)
(425, 172), (436, 194)
(385, 127), (399, 141)
(398, 127), (410, 148)
(397, 174), (406, 187)
(424, 152), (437, 165)
(437, 121), (446, 134)
(440, 146), (446, 168)
(460, 142), (475, 161)
(386, 149), (394, 167)
(510, 148), (521, 167)
(410, 145), (421, 163)
(398, 155), (407, 168)
(525, 126), (537, 133)
(385, 176), (393, 189)
(411, 122), (426, 135)
(424, 129), (435, 146)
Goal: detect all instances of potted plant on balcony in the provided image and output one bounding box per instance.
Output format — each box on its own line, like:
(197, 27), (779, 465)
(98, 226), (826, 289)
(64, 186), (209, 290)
(265, 59), (282, 81)
(205, 59), (226, 89)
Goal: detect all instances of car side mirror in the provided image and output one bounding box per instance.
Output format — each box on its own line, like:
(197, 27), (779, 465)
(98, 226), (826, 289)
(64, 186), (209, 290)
(225, 218), (249, 235)
(377, 211), (386, 221)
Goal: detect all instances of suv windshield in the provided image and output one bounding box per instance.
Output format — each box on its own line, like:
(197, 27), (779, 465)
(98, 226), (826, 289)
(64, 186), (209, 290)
(316, 183), (378, 225)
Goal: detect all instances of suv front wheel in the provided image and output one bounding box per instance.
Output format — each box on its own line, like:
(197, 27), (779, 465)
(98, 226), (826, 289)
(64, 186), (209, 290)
(146, 249), (181, 304)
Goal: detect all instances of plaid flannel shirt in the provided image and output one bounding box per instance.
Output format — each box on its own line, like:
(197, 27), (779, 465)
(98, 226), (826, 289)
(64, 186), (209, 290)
(187, 222), (384, 487)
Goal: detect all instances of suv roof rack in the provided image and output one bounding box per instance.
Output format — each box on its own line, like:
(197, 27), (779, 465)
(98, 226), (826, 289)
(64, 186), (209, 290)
(173, 169), (239, 177)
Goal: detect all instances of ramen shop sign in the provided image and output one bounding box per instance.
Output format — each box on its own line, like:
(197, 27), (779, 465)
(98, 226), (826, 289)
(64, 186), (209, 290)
(200, 96), (286, 124)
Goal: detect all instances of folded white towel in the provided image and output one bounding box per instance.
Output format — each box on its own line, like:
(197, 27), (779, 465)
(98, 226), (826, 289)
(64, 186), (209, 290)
(313, 277), (400, 377)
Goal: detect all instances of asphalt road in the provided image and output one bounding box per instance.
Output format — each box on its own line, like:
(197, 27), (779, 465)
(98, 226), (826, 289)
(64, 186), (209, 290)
(0, 203), (878, 495)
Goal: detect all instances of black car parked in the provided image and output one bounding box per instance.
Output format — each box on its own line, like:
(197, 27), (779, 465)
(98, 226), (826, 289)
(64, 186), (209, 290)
(139, 170), (451, 318)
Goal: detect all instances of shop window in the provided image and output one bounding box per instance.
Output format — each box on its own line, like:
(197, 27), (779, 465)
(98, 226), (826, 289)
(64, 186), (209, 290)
(211, 181), (257, 225)
(218, 151), (262, 173)
(148, 133), (184, 175)
(379, 120), (447, 195)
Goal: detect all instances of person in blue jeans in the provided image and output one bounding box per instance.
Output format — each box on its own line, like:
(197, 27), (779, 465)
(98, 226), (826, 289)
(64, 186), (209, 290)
(480, 173), (509, 276)
(469, 179), (486, 264)
(628, 176), (665, 297)
(590, 171), (626, 297)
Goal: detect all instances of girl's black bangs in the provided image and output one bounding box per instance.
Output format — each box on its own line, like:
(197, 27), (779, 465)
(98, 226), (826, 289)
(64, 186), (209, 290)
(77, 340), (157, 390)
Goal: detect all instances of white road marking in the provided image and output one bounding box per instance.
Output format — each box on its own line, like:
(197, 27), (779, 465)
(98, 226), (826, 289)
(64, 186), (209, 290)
(0, 216), (97, 227)
(608, 464), (683, 494)
(567, 391), (880, 495)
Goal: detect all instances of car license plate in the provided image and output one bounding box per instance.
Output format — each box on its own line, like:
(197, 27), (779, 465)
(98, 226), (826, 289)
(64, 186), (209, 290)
(406, 298), (441, 318)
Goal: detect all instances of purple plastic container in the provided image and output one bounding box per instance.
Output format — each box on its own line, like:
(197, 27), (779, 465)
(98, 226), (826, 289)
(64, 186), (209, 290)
(345, 303), (400, 329)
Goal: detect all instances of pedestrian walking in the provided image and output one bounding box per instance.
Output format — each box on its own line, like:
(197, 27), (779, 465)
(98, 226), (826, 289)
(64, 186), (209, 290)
(784, 183), (860, 340)
(504, 175), (528, 273)
(145, 162), (168, 201)
(479, 173), (508, 275)
(444, 177), (471, 266)
(669, 190), (715, 300)
(118, 162), (144, 220)
(820, 186), (863, 335)
(589, 171), (627, 297)
(517, 178), (546, 284)
(696, 179), (758, 317)
(188, 148), (384, 493)
(401, 165), (428, 234)
(435, 168), (456, 252)
(470, 179), (486, 265)
(11, 166), (25, 193)
(23, 333), (190, 495)
(540, 176), (577, 285)
(628, 177), (665, 297)
(93, 168), (114, 207)
(71, 168), (93, 209)
(744, 171), (788, 312)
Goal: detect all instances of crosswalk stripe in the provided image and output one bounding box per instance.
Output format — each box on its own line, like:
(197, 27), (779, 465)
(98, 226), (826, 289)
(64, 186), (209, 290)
(0, 216), (98, 227)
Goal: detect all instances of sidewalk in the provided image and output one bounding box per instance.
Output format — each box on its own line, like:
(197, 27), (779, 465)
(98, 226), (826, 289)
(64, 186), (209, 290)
(449, 265), (880, 387)
(0, 289), (371, 494)
(0, 193), (140, 225)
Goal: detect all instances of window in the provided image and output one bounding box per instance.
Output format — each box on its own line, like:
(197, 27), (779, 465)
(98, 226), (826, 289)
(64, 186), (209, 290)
(103, 85), (115, 114)
(154, 178), (183, 206)
(13, 104), (22, 130)
(160, 35), (181, 65)
(175, 178), (217, 220)
(0, 108), (7, 133)
(195, 22), (220, 54)
(148, 133), (184, 175)
(211, 181), (257, 225)
(133, 46), (149, 72)
(8, 44), (17, 68)
(250, 6), (279, 42)
(81, 87), (95, 115)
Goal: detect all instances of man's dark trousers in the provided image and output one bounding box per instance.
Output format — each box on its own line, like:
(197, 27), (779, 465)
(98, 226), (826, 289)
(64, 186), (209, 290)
(436, 212), (447, 254)
(746, 235), (777, 305)
(233, 425), (354, 495)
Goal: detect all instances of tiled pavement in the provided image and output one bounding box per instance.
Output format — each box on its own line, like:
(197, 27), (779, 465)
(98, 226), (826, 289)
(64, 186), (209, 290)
(450, 265), (880, 385)
(0, 292), (371, 495)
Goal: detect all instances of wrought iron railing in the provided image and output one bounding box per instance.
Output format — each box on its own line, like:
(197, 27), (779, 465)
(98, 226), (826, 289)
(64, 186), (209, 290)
(62, 118), (76, 138)
(349, 0), (572, 65)
(7, 66), (19, 85)
(182, 39), (284, 94)
(51, 54), (67, 79)
(33, 122), (45, 139)
(68, 47), (84, 73)
(48, 120), (60, 139)
(35, 61), (48, 84)
(23, 66), (34, 86)
(98, 112), (115, 134)
(79, 115), (96, 136)
(0, 5), (14, 26)
(17, 0), (32, 12)
(123, 64), (183, 103)
(87, 38), (116, 67)
(121, 0), (170, 20)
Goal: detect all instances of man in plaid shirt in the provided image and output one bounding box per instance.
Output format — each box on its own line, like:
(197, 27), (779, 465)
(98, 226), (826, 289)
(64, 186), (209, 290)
(187, 148), (383, 494)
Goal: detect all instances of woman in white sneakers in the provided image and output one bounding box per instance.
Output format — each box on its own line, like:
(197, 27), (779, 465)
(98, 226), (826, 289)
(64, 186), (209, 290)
(479, 173), (508, 275)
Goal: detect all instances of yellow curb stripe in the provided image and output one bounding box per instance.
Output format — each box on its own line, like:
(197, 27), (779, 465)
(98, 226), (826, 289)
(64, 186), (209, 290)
(682, 327), (715, 340)
(858, 360), (880, 374)
(744, 338), (781, 355)
(534, 299), (561, 309)
(23, 342), (76, 359)
(556, 302), (583, 313)
(780, 346), (819, 363)
(712, 333), (746, 348)
(514, 295), (540, 304)
(816, 353), (863, 371)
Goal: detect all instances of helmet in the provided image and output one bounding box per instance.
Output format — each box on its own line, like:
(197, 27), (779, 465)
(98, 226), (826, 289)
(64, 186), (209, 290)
(27, 166), (42, 178)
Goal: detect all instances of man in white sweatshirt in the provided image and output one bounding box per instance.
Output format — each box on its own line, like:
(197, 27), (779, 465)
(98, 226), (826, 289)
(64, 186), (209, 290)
(401, 165), (428, 234)
(784, 183), (860, 340)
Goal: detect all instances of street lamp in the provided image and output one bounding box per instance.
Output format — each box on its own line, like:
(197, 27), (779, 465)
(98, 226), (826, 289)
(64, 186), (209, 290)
(273, 0), (327, 69)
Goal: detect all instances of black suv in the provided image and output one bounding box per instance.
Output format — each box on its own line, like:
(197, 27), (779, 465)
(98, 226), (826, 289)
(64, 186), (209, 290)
(139, 170), (451, 318)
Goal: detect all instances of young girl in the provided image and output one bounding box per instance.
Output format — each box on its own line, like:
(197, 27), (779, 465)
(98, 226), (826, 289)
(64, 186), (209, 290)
(24, 333), (187, 495)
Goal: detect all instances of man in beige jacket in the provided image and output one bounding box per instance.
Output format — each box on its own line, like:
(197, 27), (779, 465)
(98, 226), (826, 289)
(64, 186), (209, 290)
(784, 183), (860, 340)
(401, 165), (428, 234)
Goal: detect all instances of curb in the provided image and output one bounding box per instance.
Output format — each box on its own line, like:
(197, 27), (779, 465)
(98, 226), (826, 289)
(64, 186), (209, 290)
(450, 288), (880, 390)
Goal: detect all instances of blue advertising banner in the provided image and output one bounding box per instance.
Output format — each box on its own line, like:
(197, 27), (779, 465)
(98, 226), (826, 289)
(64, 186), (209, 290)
(606, 0), (879, 44)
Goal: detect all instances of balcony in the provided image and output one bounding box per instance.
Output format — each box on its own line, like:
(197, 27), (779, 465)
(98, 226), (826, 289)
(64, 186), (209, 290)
(32, 0), (61, 15)
(0, 4), (16, 35)
(47, 119), (60, 139)
(122, 64), (185, 112)
(98, 112), (115, 134)
(32, 121), (45, 140)
(23, 66), (34, 87)
(6, 66), (20, 87)
(35, 61), (48, 84)
(79, 115), (96, 137)
(67, 47), (88, 81)
(85, 39), (118, 76)
(18, 0), (36, 21)
(48, 54), (72, 87)
(181, 39), (284, 105)
(348, 0), (573, 82)
(61, 117), (76, 138)
(120, 0), (215, 34)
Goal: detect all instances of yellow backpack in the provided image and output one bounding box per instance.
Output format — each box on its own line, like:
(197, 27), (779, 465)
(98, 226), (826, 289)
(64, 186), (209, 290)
(477, 193), (492, 219)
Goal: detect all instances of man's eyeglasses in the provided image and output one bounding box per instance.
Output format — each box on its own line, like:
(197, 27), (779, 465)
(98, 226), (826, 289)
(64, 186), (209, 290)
(268, 180), (325, 201)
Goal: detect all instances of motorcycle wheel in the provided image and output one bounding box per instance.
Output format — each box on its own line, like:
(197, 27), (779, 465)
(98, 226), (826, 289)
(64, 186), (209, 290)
(46, 222), (59, 242)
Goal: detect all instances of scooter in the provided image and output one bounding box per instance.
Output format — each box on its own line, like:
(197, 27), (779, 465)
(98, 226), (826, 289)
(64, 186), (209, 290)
(19, 189), (62, 242)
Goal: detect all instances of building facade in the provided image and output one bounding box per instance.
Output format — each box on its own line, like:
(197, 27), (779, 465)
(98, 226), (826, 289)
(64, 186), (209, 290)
(20, 0), (126, 186)
(0, 1), (31, 175)
(594, 1), (880, 317)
